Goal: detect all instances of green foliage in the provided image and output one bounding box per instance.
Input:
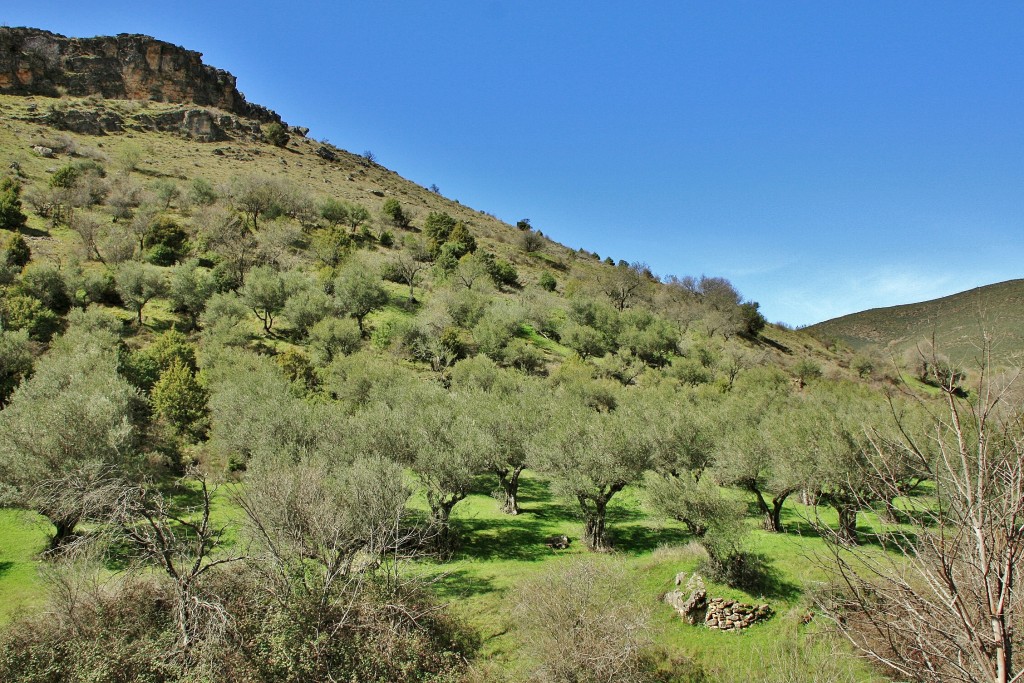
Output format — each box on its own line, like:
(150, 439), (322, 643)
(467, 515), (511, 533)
(263, 121), (290, 147)
(538, 271), (557, 292)
(0, 178), (27, 232)
(0, 328), (33, 406)
(151, 359), (208, 438)
(381, 198), (409, 228)
(168, 259), (216, 326)
(124, 329), (197, 392)
(241, 265), (288, 333)
(308, 316), (361, 365)
(0, 293), (60, 341)
(333, 257), (389, 333)
(115, 261), (167, 324)
(49, 164), (80, 189)
(0, 323), (140, 546)
(17, 263), (71, 314)
(423, 211), (457, 247)
(283, 281), (335, 338)
(187, 176), (218, 206)
(319, 197), (349, 226)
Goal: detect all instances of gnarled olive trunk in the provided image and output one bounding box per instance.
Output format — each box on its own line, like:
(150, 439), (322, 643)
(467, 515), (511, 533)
(497, 465), (525, 515)
(578, 483), (625, 551)
(48, 514), (80, 551)
(428, 493), (465, 552)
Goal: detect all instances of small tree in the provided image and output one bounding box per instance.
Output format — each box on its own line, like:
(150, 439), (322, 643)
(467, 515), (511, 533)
(241, 265), (288, 334)
(381, 198), (409, 229)
(116, 261), (167, 324)
(263, 122), (289, 148)
(168, 259), (216, 329)
(0, 177), (28, 231)
(535, 387), (652, 550)
(334, 257), (389, 334)
(0, 325), (140, 548)
(151, 359), (208, 438)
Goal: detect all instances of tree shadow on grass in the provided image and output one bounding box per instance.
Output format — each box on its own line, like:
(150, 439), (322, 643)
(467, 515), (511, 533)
(0, 560), (13, 577)
(608, 523), (692, 554)
(452, 515), (572, 563)
(427, 569), (499, 600)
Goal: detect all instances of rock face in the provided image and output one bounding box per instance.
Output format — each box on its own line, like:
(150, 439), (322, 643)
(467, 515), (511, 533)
(664, 574), (708, 625)
(0, 27), (281, 123)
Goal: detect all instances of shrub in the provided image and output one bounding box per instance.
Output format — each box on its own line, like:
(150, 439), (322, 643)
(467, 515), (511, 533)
(2, 233), (30, 269)
(263, 122), (290, 147)
(0, 293), (60, 341)
(381, 198), (409, 228)
(0, 177), (28, 231)
(538, 271), (557, 292)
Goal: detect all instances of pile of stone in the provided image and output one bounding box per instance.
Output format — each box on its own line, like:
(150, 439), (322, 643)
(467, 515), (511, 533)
(663, 572), (772, 632)
(703, 598), (772, 631)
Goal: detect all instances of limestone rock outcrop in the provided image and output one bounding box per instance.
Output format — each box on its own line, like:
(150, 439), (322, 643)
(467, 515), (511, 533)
(0, 27), (281, 124)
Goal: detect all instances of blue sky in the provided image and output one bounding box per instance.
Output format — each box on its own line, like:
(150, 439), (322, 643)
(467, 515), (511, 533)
(8, 2), (1023, 326)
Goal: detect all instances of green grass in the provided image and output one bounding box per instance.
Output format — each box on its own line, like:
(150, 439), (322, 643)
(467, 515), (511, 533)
(0, 470), (893, 678)
(0, 509), (51, 625)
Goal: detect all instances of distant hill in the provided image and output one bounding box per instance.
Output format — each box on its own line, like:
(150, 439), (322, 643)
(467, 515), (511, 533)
(806, 280), (1024, 368)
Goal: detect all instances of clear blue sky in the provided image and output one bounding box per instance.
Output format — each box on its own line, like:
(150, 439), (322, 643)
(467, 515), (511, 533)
(8, 2), (1024, 326)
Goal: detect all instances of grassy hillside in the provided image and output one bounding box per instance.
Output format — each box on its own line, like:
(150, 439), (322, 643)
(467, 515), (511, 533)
(806, 279), (1024, 368)
(0, 87), (917, 682)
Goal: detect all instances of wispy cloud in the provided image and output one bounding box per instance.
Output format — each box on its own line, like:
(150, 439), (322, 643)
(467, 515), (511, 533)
(758, 264), (1005, 327)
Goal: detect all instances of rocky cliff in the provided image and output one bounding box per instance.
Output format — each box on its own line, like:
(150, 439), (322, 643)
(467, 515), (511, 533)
(0, 27), (281, 123)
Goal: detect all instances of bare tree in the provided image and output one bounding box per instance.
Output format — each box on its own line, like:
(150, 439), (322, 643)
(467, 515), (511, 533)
(110, 470), (244, 662)
(819, 345), (1024, 683)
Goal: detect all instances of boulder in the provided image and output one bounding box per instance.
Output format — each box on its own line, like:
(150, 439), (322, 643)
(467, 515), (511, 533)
(545, 534), (570, 550)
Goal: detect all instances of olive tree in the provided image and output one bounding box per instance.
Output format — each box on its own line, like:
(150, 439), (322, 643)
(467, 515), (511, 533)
(115, 261), (167, 324)
(534, 385), (652, 550)
(334, 256), (389, 334)
(0, 325), (140, 548)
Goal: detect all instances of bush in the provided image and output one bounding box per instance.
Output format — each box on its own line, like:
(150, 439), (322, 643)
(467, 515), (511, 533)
(263, 122), (290, 147)
(145, 243), (178, 266)
(0, 293), (60, 341)
(2, 233), (30, 269)
(538, 271), (557, 292)
(0, 178), (28, 232)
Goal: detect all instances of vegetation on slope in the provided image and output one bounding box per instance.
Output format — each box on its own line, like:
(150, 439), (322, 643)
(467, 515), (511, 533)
(0, 85), (1020, 683)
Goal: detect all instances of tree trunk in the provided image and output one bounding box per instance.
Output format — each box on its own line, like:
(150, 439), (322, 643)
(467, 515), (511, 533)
(583, 499), (609, 551)
(498, 466), (524, 515)
(49, 515), (79, 550)
(749, 485), (774, 532)
(835, 503), (858, 545)
(768, 489), (795, 533)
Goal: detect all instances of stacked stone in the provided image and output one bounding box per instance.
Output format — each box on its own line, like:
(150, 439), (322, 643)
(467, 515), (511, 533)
(703, 598), (772, 631)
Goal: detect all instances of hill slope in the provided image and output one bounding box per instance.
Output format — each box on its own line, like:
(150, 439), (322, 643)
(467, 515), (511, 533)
(806, 279), (1024, 367)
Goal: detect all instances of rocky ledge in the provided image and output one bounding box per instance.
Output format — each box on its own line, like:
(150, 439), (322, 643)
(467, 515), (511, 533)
(0, 27), (281, 124)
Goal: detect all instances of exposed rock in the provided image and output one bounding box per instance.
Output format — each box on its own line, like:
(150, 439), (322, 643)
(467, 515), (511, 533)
(31, 145), (53, 157)
(545, 534), (570, 550)
(290, 125), (309, 137)
(315, 145), (337, 161)
(664, 574), (707, 625)
(0, 27), (281, 124)
(44, 107), (123, 135)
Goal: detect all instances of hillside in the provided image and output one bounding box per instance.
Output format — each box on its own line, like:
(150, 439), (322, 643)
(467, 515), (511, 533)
(806, 279), (1024, 368)
(0, 28), (946, 683)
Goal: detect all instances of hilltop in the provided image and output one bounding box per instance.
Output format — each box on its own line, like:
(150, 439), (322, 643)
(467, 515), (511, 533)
(806, 279), (1024, 368)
